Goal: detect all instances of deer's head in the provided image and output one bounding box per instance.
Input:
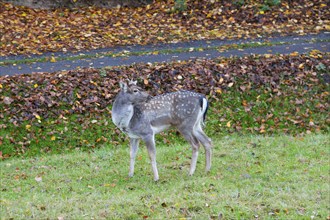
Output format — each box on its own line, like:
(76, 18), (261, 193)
(118, 80), (150, 105)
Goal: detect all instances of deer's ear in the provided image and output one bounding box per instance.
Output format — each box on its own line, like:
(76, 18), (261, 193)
(119, 81), (128, 92)
(128, 79), (137, 85)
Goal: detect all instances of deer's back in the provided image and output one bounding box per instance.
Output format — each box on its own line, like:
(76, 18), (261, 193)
(141, 91), (206, 124)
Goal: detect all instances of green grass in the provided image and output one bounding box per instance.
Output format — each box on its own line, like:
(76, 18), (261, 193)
(1, 134), (329, 219)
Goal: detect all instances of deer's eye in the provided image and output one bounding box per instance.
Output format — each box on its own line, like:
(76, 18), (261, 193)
(133, 89), (139, 93)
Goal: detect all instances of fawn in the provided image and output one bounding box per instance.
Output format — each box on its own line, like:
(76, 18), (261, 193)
(112, 80), (212, 181)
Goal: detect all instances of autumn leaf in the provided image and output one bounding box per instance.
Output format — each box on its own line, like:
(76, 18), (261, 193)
(3, 97), (14, 105)
(35, 176), (42, 182)
(228, 82), (234, 88)
(290, 51), (299, 57)
(50, 56), (57, 62)
(215, 88), (222, 94)
(34, 114), (42, 120)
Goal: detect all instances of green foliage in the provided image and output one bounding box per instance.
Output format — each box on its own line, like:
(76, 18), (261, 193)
(99, 69), (107, 77)
(174, 0), (187, 12)
(264, 0), (281, 7)
(316, 62), (326, 71)
(260, 0), (281, 11)
(233, 0), (245, 7)
(234, 0), (281, 11)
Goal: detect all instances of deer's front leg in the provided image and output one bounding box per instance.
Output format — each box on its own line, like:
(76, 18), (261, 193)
(129, 138), (140, 177)
(143, 135), (159, 181)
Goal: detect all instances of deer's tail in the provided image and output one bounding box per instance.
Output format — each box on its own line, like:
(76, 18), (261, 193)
(200, 96), (209, 125)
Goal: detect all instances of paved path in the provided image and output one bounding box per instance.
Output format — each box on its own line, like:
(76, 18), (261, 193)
(0, 32), (329, 76)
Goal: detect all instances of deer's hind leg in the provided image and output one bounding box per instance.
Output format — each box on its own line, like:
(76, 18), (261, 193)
(193, 123), (212, 172)
(178, 127), (201, 176)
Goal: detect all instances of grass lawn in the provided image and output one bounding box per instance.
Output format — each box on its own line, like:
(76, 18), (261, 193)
(1, 134), (329, 219)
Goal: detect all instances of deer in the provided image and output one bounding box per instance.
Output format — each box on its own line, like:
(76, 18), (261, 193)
(111, 80), (212, 181)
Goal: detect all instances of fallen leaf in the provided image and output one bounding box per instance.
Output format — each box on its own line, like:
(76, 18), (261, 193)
(3, 97), (14, 105)
(35, 176), (42, 182)
(50, 56), (57, 62)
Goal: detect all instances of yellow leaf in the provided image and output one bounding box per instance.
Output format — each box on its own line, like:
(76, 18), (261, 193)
(226, 121), (231, 128)
(228, 17), (235, 22)
(113, 21), (122, 27)
(76, 93), (81, 99)
(34, 114), (41, 120)
(90, 80), (97, 86)
(259, 11), (265, 14)
(50, 56), (56, 62)
(51, 136), (56, 141)
(260, 125), (266, 133)
(290, 51), (299, 57)
(26, 124), (31, 130)
(34, 84), (38, 88)
(0, 84), (2, 89)
(228, 82), (234, 87)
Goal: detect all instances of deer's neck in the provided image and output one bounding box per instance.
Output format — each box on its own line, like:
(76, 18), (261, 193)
(112, 99), (134, 132)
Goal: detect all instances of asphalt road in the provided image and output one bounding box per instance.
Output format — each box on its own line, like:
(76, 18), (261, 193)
(0, 32), (329, 76)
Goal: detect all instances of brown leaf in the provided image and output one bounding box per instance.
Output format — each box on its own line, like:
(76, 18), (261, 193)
(3, 97), (14, 105)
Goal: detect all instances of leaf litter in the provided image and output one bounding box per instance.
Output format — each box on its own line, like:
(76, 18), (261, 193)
(1, 52), (328, 125)
(0, 52), (329, 158)
(0, 0), (329, 56)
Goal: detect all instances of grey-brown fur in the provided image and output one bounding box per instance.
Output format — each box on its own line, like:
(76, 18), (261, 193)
(112, 80), (212, 181)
